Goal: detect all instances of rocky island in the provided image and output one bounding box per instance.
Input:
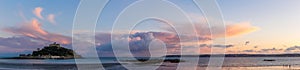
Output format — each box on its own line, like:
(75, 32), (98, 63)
(4, 42), (81, 59)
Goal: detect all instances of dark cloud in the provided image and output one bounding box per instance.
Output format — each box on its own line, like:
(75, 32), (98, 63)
(242, 50), (255, 52)
(199, 44), (234, 48)
(95, 31), (214, 56)
(254, 46), (258, 48)
(285, 46), (300, 52)
(258, 48), (283, 53)
(96, 32), (182, 56)
(213, 44), (234, 48)
(199, 44), (208, 47)
(238, 47), (288, 53)
(245, 41), (250, 45)
(261, 48), (277, 51)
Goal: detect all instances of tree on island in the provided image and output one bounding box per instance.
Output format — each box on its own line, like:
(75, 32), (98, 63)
(19, 42), (81, 59)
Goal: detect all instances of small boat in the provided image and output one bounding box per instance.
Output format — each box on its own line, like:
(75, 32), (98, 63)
(263, 59), (275, 61)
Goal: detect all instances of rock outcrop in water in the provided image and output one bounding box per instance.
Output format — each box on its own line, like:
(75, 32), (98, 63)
(14, 42), (81, 59)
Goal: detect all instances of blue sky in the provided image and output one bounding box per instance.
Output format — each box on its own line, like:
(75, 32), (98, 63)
(0, 0), (79, 36)
(1, 0), (300, 57)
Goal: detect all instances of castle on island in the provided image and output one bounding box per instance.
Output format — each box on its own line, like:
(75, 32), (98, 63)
(18, 42), (81, 59)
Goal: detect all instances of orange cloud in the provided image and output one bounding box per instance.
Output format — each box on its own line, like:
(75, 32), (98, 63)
(30, 19), (48, 35)
(33, 7), (44, 19)
(47, 14), (56, 24)
(163, 21), (259, 38)
(226, 22), (259, 37)
(3, 7), (69, 44)
(3, 19), (71, 44)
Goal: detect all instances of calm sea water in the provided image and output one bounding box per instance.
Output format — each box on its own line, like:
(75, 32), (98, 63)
(0, 57), (300, 70)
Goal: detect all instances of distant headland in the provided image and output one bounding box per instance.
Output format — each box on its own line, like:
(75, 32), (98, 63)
(3, 42), (81, 59)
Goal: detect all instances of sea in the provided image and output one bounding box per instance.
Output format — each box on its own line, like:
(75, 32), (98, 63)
(0, 57), (300, 70)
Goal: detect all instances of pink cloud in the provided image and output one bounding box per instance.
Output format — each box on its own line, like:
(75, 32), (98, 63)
(163, 21), (259, 38)
(226, 22), (259, 37)
(47, 14), (56, 24)
(3, 19), (71, 44)
(33, 7), (44, 19)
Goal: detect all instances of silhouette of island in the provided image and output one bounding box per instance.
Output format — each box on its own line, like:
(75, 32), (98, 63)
(5, 42), (81, 59)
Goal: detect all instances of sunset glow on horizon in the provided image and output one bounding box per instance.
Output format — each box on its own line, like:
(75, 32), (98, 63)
(1, 0), (300, 57)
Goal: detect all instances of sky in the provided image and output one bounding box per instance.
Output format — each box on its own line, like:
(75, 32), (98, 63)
(1, 0), (300, 57)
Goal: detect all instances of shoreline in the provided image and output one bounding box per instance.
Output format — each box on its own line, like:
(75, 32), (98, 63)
(0, 60), (298, 67)
(1, 57), (300, 69)
(0, 56), (85, 60)
(0, 61), (299, 70)
(0, 62), (122, 70)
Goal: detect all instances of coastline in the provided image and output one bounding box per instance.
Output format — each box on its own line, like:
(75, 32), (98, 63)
(1, 57), (300, 70)
(0, 61), (299, 70)
(0, 61), (122, 70)
(0, 56), (82, 60)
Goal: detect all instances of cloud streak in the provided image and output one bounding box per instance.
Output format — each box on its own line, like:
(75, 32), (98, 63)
(163, 21), (259, 38)
(199, 44), (234, 48)
(226, 22), (259, 37)
(3, 19), (71, 44)
(285, 46), (300, 52)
